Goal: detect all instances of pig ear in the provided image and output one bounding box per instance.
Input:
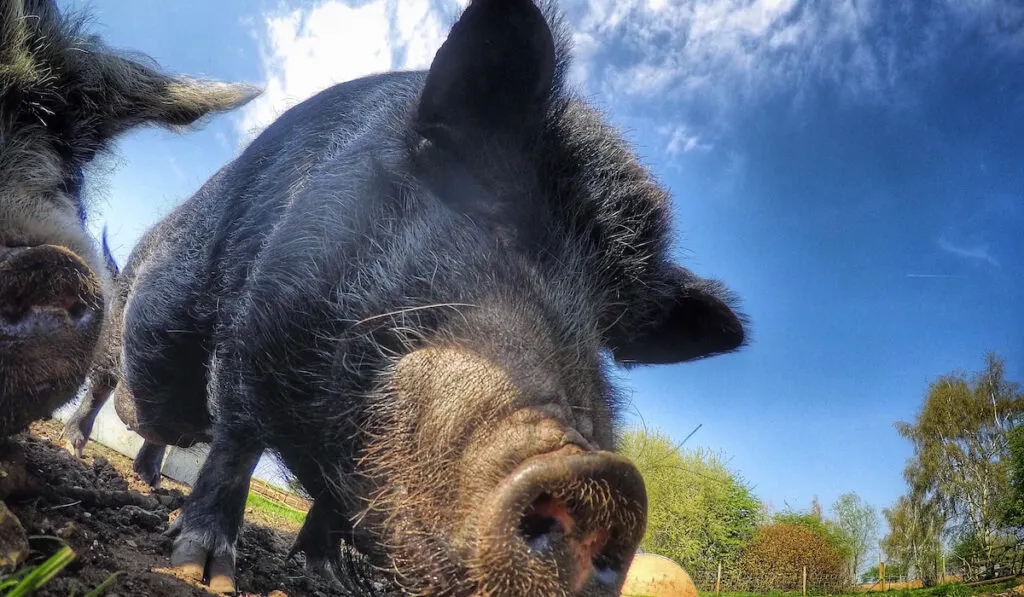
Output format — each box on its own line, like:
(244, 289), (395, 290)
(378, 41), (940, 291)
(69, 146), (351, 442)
(606, 265), (748, 366)
(93, 53), (261, 138)
(415, 0), (556, 144)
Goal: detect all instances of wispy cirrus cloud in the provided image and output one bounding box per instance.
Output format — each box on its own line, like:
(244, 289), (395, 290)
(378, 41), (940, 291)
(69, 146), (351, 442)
(237, 0), (1024, 158)
(938, 237), (1001, 268)
(561, 0), (1024, 154)
(905, 273), (964, 280)
(659, 124), (712, 156)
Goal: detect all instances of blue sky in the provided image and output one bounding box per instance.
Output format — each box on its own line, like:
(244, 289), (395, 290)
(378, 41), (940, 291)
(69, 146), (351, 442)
(69, 0), (1022, 544)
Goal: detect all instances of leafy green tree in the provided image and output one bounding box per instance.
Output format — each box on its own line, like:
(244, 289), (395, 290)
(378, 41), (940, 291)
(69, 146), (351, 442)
(893, 352), (1024, 577)
(831, 492), (879, 580)
(882, 486), (946, 585)
(772, 502), (854, 567)
(618, 427), (763, 580)
(1001, 424), (1024, 528)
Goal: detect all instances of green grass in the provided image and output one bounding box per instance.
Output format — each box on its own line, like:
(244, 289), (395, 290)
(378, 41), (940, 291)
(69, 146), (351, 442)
(898, 578), (1020, 597)
(245, 491), (307, 526)
(1, 546), (76, 596)
(699, 577), (1021, 597)
(0, 545), (121, 597)
(700, 591), (822, 597)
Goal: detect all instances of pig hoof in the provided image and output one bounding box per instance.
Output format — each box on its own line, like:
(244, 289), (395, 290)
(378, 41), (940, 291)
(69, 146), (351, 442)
(132, 442), (166, 489)
(285, 520), (343, 582)
(286, 541), (338, 583)
(303, 557), (342, 585)
(163, 514), (184, 538)
(59, 426), (87, 459)
(208, 558), (236, 594)
(134, 470), (161, 489)
(171, 531), (237, 593)
(170, 535), (208, 581)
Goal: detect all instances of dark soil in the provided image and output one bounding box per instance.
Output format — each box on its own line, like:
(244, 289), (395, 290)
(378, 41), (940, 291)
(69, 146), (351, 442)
(1, 419), (354, 597)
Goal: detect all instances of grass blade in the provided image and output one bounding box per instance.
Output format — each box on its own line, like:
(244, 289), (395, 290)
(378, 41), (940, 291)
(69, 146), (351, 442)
(82, 572), (122, 597)
(4, 546), (76, 597)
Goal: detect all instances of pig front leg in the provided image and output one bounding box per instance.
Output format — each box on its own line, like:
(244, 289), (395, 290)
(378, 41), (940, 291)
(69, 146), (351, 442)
(289, 496), (388, 593)
(61, 369), (116, 458)
(132, 441), (168, 488)
(165, 427), (262, 594)
(288, 497), (347, 581)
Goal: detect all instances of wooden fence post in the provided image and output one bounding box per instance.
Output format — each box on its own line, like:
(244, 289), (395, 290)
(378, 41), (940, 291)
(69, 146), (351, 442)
(716, 562), (722, 596)
(880, 561), (885, 592)
(802, 566), (807, 596)
(878, 547), (883, 592)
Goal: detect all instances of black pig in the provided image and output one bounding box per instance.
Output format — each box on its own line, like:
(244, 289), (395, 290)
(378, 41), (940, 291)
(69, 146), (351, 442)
(112, 0), (749, 595)
(0, 0), (258, 438)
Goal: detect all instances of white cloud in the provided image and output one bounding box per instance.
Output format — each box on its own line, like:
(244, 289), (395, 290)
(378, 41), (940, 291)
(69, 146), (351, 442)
(938, 237), (1000, 268)
(559, 0), (1024, 141)
(239, 0), (815, 153)
(236, 0), (1022, 158)
(569, 0), (884, 112)
(236, 0), (466, 144)
(941, 0), (1024, 53)
(659, 124), (712, 155)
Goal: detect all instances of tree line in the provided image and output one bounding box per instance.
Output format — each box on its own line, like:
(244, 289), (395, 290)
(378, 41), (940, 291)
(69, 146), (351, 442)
(618, 431), (879, 592)
(883, 352), (1024, 586)
(620, 351), (1022, 593)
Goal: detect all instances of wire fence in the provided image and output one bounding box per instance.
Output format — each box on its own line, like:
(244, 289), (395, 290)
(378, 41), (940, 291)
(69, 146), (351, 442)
(689, 569), (854, 595)
(250, 477), (312, 512)
(675, 547), (1024, 596)
(949, 541), (1024, 583)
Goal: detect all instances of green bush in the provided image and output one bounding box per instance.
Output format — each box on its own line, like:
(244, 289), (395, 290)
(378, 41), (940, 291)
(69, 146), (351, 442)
(618, 427), (763, 582)
(738, 523), (849, 594)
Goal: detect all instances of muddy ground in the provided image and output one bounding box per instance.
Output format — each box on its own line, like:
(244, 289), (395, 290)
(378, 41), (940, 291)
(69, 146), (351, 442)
(1, 419), (374, 597)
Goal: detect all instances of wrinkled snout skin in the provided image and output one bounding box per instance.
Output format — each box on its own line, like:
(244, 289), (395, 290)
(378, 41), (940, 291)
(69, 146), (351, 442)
(363, 347), (649, 595)
(0, 239), (107, 437)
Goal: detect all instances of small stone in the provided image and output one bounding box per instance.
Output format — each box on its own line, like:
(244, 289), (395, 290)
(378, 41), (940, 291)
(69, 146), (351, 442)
(126, 539), (137, 548)
(56, 522), (78, 539)
(0, 502), (28, 571)
(126, 506), (165, 531)
(155, 493), (185, 510)
(0, 445), (32, 501)
(269, 591), (289, 597)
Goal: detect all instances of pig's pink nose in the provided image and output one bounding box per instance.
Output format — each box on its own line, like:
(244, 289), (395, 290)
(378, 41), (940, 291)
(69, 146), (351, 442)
(473, 448), (647, 596)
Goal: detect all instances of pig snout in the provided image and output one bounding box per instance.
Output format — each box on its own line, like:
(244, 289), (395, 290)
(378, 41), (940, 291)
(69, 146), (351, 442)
(0, 245), (102, 338)
(0, 244), (104, 410)
(473, 447), (647, 596)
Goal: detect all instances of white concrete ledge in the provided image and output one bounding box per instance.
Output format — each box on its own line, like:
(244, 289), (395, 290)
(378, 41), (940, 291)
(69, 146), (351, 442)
(52, 393), (291, 490)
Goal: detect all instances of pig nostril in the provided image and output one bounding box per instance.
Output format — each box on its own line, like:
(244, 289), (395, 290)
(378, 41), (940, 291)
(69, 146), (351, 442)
(518, 493), (563, 552)
(592, 551), (619, 586)
(68, 300), (88, 321)
(0, 304), (28, 325)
